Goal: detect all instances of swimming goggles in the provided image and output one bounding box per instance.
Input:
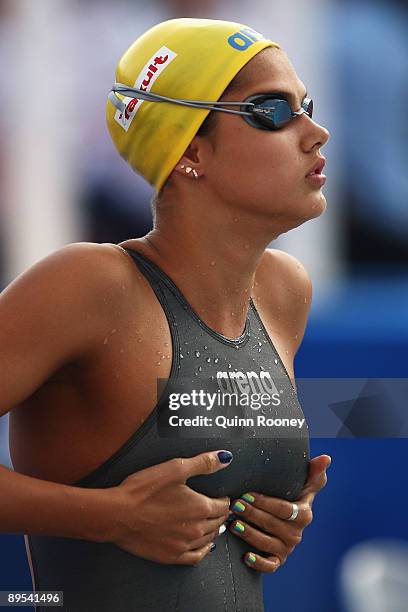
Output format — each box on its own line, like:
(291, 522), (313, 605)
(109, 84), (313, 131)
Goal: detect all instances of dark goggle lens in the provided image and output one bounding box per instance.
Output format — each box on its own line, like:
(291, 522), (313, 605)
(251, 96), (314, 129)
(253, 98), (292, 128)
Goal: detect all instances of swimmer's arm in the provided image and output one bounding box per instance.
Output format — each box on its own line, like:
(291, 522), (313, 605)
(0, 241), (132, 415)
(0, 242), (132, 540)
(265, 248), (312, 356)
(258, 249), (313, 391)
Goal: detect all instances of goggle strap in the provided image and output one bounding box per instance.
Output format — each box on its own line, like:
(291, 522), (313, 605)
(109, 83), (254, 117)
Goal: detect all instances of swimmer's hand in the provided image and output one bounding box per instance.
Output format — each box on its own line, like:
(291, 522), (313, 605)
(105, 450), (232, 565)
(228, 454), (331, 572)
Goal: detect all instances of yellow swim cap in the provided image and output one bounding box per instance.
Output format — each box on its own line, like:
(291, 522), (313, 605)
(106, 18), (280, 193)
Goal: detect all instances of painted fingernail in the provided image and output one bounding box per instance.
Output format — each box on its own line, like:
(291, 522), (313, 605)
(217, 451), (233, 464)
(210, 542), (216, 552)
(233, 521), (245, 533)
(241, 493), (255, 503)
(246, 552), (256, 563)
(232, 501), (246, 513)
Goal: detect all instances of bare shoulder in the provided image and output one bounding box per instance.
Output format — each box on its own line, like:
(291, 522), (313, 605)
(254, 248), (313, 355)
(3, 241), (135, 300)
(0, 242), (138, 416)
(256, 248), (312, 301)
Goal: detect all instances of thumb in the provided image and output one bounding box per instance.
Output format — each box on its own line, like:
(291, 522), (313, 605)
(302, 454), (331, 494)
(308, 454), (332, 480)
(180, 450), (234, 480)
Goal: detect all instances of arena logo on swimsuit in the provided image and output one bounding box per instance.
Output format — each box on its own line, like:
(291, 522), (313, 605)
(227, 27), (266, 51)
(114, 46), (177, 132)
(217, 370), (279, 396)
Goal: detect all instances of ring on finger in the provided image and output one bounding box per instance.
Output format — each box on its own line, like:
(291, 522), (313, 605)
(286, 503), (299, 521)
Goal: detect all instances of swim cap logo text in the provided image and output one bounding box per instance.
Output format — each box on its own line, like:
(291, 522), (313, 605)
(228, 27), (266, 51)
(114, 46), (177, 131)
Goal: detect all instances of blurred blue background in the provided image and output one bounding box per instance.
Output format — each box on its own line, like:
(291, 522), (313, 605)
(0, 0), (407, 610)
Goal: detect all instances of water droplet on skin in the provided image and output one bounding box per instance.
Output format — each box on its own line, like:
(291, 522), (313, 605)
(207, 357), (211, 363)
(156, 362), (161, 366)
(110, 329), (117, 334)
(210, 261), (216, 266)
(195, 351), (200, 357)
(164, 342), (169, 347)
(166, 354), (170, 359)
(233, 217), (238, 222)
(156, 350), (161, 355)
(285, 350), (289, 355)
(137, 338), (142, 343)
(119, 348), (124, 354)
(214, 357), (219, 363)
(198, 366), (202, 372)
(244, 244), (250, 249)
(180, 353), (184, 359)
(231, 312), (235, 317)
(103, 337), (108, 344)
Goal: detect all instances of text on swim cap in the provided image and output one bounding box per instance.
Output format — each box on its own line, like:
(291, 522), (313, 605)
(114, 46), (177, 132)
(228, 27), (266, 51)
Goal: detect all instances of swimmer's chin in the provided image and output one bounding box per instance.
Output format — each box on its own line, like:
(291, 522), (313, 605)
(309, 194), (327, 218)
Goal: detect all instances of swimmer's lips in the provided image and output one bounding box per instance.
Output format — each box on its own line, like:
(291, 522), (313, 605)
(305, 157), (326, 187)
(305, 157), (325, 177)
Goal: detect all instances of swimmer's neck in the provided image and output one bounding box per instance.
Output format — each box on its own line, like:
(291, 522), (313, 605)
(119, 221), (276, 338)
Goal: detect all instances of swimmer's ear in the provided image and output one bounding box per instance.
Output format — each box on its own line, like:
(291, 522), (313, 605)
(173, 137), (213, 182)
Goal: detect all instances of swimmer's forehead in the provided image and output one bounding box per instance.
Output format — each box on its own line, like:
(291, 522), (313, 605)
(225, 48), (308, 107)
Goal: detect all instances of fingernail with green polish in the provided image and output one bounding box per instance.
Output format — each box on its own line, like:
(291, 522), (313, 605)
(247, 553), (256, 563)
(232, 501), (246, 513)
(233, 521), (245, 533)
(241, 493), (255, 503)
